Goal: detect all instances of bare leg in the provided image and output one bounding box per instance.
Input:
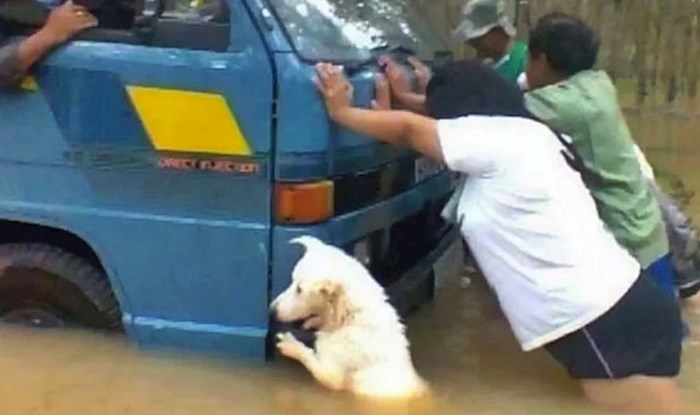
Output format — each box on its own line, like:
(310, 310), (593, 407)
(580, 376), (682, 415)
(276, 332), (346, 391)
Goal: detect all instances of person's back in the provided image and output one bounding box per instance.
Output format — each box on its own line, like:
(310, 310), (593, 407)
(441, 114), (640, 350)
(526, 69), (668, 269)
(523, 13), (670, 296)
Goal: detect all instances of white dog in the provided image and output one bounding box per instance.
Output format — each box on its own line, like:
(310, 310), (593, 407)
(270, 236), (428, 399)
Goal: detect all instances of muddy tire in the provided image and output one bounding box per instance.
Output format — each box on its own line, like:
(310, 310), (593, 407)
(0, 244), (121, 329)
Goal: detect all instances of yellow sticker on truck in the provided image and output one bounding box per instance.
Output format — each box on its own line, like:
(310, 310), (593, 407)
(126, 86), (252, 156)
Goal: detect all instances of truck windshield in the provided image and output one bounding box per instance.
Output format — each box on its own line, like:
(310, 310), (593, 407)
(268, 0), (449, 62)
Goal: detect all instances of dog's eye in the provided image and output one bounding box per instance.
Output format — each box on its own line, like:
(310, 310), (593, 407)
(296, 285), (302, 294)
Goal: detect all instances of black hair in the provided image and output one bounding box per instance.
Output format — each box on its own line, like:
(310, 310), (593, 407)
(425, 59), (529, 119)
(528, 12), (600, 76)
(424, 58), (601, 186)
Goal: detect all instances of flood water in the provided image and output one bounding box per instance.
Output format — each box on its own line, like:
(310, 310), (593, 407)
(1, 112), (700, 415)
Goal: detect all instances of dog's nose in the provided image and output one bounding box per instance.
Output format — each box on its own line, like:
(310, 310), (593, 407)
(269, 298), (279, 314)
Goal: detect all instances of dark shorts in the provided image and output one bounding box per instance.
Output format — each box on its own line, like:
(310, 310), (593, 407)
(545, 274), (683, 379)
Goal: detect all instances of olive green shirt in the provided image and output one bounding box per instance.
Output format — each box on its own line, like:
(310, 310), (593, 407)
(525, 70), (668, 268)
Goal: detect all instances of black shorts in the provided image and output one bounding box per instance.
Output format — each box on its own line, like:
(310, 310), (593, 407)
(545, 273), (683, 379)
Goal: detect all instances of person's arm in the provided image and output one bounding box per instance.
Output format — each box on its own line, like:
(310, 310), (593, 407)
(12, 31), (62, 74)
(0, 1), (96, 87)
(331, 108), (441, 161)
(0, 30), (66, 87)
(370, 74), (391, 110)
(378, 55), (428, 114)
(394, 91), (428, 114)
(408, 57), (431, 94)
(316, 63), (442, 161)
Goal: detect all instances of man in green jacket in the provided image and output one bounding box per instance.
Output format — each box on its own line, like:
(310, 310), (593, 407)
(524, 12), (676, 297)
(452, 0), (527, 85)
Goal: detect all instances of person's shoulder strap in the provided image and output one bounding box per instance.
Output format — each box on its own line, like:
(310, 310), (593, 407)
(546, 125), (604, 187)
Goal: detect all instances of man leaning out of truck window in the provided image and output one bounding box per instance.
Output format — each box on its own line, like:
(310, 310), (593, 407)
(0, 0), (96, 88)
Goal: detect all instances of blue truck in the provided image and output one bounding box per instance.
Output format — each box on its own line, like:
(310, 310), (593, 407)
(0, 0), (458, 360)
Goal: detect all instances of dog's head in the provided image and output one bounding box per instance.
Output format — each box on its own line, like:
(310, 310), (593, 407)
(270, 236), (383, 330)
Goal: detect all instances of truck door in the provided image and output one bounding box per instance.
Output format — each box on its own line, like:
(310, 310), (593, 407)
(0, 0), (274, 357)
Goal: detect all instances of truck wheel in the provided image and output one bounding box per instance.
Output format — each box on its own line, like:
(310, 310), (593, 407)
(0, 244), (121, 329)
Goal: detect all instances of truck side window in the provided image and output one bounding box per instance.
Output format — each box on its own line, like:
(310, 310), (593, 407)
(137, 0), (231, 51)
(161, 0), (230, 24)
(91, 0), (141, 30)
(0, 0), (232, 51)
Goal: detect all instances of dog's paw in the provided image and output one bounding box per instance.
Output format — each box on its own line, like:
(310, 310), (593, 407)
(276, 332), (305, 360)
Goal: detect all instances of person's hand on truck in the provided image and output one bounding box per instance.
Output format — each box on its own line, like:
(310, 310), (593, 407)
(370, 73), (391, 111)
(0, 1), (97, 87)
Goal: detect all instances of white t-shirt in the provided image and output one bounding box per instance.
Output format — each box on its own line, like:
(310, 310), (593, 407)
(438, 116), (641, 351)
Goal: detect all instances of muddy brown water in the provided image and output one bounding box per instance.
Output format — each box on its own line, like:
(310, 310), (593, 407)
(1, 113), (700, 415)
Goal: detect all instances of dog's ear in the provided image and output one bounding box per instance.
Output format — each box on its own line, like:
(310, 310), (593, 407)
(312, 280), (350, 328)
(313, 280), (343, 300)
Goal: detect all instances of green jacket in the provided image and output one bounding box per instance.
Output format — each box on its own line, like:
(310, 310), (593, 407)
(525, 70), (668, 268)
(493, 40), (528, 84)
